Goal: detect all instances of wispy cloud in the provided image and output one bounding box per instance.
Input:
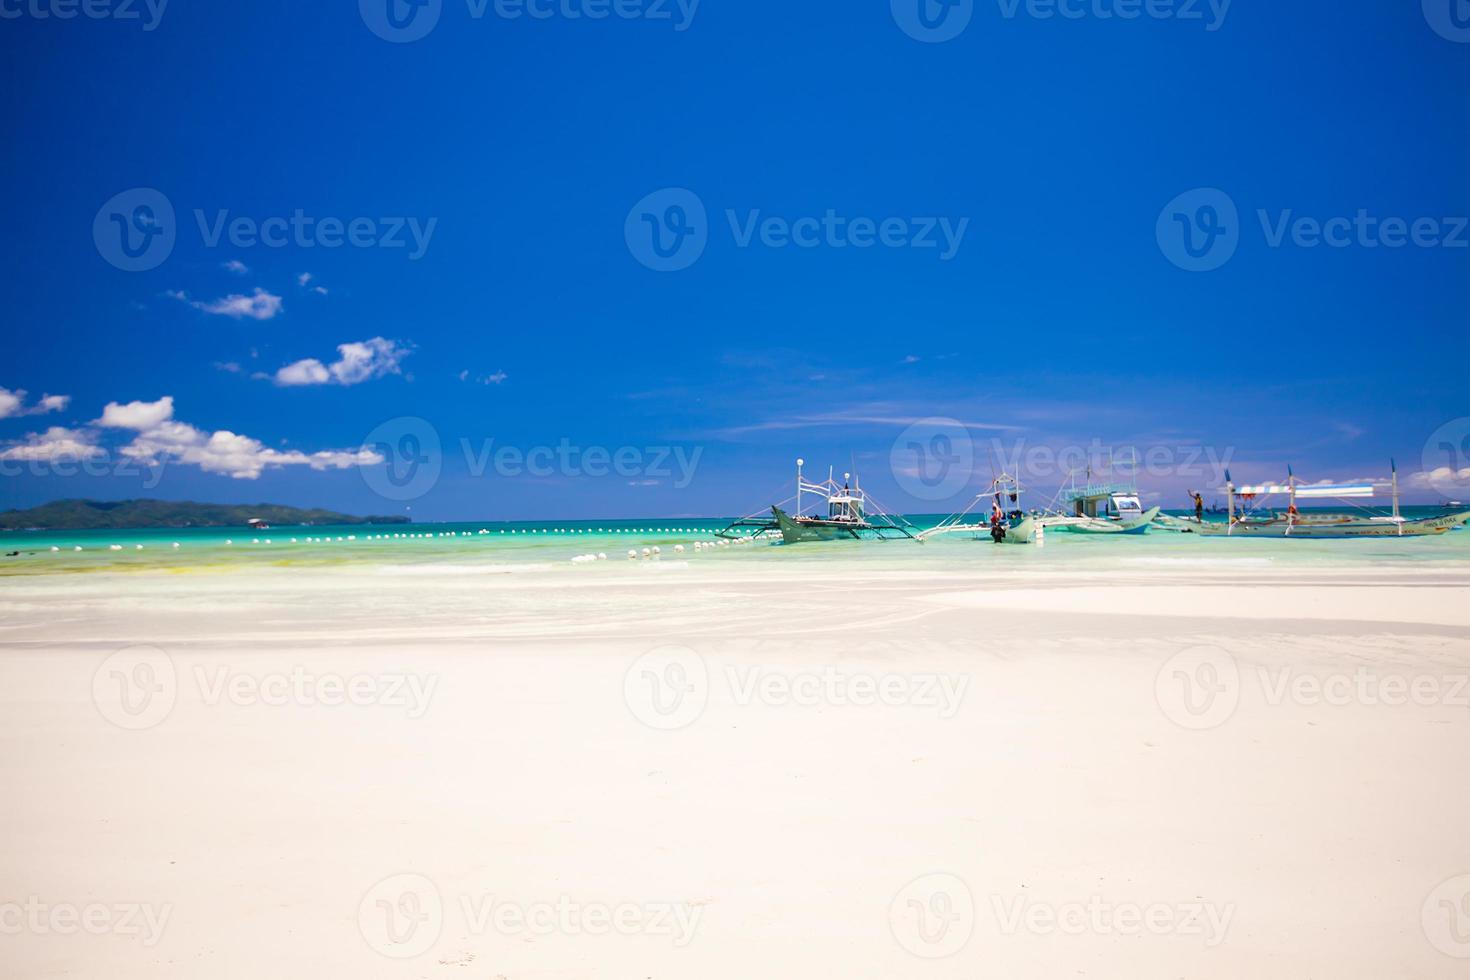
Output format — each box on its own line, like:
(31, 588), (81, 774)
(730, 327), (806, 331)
(0, 426), (101, 462)
(171, 287), (284, 321)
(459, 369), (507, 385)
(274, 337), (412, 387)
(0, 387), (70, 419)
(221, 259), (249, 275)
(711, 407), (1019, 438)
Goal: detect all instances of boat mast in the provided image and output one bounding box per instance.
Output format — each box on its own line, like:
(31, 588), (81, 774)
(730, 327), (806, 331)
(1287, 465), (1297, 536)
(1225, 469), (1235, 536)
(796, 458), (804, 517)
(1391, 458), (1402, 536)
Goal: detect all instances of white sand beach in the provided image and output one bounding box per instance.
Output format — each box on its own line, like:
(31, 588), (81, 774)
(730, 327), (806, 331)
(3, 547), (1470, 978)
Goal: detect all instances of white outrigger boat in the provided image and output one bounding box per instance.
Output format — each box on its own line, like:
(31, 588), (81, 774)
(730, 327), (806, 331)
(916, 473), (1041, 545)
(717, 459), (918, 544)
(1188, 463), (1470, 538)
(1040, 474), (1160, 535)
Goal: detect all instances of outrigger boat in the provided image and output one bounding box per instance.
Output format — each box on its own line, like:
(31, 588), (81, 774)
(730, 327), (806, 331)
(916, 473), (1040, 545)
(1039, 469), (1160, 535)
(716, 458), (918, 544)
(1189, 462), (1470, 538)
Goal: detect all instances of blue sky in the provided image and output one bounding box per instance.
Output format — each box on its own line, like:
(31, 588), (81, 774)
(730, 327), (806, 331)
(2, 1), (1467, 519)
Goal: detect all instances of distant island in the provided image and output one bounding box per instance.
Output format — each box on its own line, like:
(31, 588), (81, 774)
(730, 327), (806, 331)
(0, 499), (412, 531)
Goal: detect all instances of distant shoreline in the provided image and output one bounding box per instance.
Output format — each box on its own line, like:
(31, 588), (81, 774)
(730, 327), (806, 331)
(0, 499), (411, 532)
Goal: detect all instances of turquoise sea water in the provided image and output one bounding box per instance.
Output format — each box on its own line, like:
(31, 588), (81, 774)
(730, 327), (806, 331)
(2, 507), (1466, 576)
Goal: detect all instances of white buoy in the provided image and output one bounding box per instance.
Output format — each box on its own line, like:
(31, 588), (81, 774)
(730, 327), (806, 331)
(225, 539), (233, 545)
(50, 546), (59, 552)
(674, 544), (684, 553)
(172, 542), (180, 549)
(597, 552), (607, 560)
(109, 544), (122, 551)
(135, 544), (144, 550)
(74, 546), (82, 551)
(652, 546), (661, 555)
(627, 549), (637, 559)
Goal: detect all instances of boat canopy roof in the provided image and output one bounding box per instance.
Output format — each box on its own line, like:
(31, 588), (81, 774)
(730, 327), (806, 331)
(1234, 482), (1377, 498)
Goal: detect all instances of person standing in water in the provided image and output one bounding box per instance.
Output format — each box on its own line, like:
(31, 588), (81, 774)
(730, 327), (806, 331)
(1189, 491), (1204, 521)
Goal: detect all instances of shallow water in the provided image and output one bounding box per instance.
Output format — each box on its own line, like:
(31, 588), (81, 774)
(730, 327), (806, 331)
(2, 508), (1466, 578)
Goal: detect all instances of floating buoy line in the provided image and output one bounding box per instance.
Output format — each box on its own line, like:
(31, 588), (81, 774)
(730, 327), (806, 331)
(29, 525), (761, 564)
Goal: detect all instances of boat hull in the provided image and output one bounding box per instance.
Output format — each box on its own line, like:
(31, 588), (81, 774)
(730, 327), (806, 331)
(771, 506), (863, 543)
(1191, 511), (1470, 538)
(1046, 506), (1160, 535)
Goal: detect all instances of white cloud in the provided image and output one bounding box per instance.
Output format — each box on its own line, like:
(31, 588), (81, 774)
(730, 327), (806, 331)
(96, 396), (175, 431)
(0, 387), (71, 419)
(274, 358), (331, 387)
(10, 396), (383, 480)
(1410, 468), (1470, 490)
(222, 259), (249, 275)
(175, 288), (284, 320)
(274, 337), (411, 387)
(297, 272), (312, 286)
(459, 369), (507, 385)
(0, 426), (102, 462)
(118, 419), (382, 480)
